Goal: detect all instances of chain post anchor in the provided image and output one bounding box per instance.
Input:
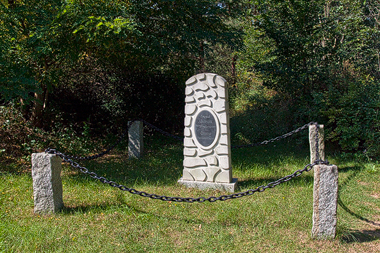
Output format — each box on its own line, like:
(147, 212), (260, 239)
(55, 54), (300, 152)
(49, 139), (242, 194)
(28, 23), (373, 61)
(32, 152), (64, 214)
(309, 124), (325, 164)
(312, 164), (338, 239)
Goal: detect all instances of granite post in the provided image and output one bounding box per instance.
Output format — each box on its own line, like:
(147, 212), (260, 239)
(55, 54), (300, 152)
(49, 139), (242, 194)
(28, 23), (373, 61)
(309, 124), (325, 164)
(178, 73), (237, 192)
(32, 153), (64, 214)
(312, 164), (339, 239)
(128, 120), (144, 159)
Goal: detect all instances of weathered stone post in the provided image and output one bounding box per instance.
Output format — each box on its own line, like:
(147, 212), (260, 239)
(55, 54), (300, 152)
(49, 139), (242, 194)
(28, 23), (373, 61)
(178, 73), (237, 192)
(309, 124), (338, 239)
(128, 120), (144, 159)
(32, 153), (64, 214)
(309, 124), (325, 164)
(312, 164), (339, 239)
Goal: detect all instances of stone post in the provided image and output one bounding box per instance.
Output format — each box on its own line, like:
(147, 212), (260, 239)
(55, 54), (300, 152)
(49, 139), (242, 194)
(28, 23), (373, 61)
(32, 153), (64, 214)
(312, 164), (339, 239)
(309, 124), (325, 164)
(128, 120), (144, 159)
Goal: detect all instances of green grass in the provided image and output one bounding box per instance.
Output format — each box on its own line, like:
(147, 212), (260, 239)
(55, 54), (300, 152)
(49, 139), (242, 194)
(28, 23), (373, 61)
(1, 136), (380, 252)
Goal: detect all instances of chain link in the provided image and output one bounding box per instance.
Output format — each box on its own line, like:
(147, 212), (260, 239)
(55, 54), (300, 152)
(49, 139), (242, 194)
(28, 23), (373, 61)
(45, 122), (328, 202)
(231, 122), (317, 149)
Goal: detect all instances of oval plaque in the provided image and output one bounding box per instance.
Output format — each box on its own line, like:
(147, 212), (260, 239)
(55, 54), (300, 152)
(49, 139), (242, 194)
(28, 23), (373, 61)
(194, 110), (217, 147)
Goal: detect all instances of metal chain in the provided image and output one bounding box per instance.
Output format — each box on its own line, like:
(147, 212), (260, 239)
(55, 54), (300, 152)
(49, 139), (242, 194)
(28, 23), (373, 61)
(45, 122), (328, 202)
(232, 122), (317, 149)
(45, 122), (328, 203)
(315, 123), (321, 162)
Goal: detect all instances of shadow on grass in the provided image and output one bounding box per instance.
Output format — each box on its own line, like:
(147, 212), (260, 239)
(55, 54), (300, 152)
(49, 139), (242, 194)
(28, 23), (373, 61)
(236, 174), (314, 190)
(60, 202), (147, 216)
(341, 229), (380, 243)
(63, 140), (313, 187)
(338, 196), (380, 227)
(337, 164), (380, 244)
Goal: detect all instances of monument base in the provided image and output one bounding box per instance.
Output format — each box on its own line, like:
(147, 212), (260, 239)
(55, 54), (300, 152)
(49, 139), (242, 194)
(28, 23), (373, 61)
(177, 178), (238, 193)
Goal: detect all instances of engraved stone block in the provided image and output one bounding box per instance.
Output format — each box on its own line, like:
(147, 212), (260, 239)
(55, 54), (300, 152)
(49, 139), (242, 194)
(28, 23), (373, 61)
(214, 100), (226, 113)
(185, 87), (194, 95)
(185, 96), (196, 103)
(215, 146), (229, 155)
(205, 156), (218, 166)
(183, 158), (207, 167)
(184, 148), (197, 157)
(185, 104), (197, 115)
(204, 167), (221, 182)
(184, 138), (197, 148)
(184, 117), (192, 127)
(219, 156), (230, 169)
(184, 128), (192, 137)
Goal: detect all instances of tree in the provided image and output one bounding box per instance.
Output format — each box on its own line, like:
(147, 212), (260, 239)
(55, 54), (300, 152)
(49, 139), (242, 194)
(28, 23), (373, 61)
(0, 0), (81, 126)
(1, 0), (244, 128)
(240, 0), (380, 154)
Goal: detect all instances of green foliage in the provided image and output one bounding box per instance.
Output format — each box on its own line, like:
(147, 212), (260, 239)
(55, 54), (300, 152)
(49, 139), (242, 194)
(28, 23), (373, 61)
(231, 85), (296, 145)
(316, 75), (380, 156)
(0, 103), (43, 167)
(0, 0), (76, 102)
(238, 0), (380, 155)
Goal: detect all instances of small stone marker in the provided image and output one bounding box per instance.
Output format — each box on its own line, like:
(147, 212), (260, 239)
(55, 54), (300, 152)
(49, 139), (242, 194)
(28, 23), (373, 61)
(312, 164), (338, 239)
(178, 73), (237, 192)
(128, 120), (144, 159)
(32, 153), (64, 214)
(309, 124), (325, 164)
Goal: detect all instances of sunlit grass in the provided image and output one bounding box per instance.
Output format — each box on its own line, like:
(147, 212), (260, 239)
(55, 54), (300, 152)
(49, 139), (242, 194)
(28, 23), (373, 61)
(1, 136), (379, 252)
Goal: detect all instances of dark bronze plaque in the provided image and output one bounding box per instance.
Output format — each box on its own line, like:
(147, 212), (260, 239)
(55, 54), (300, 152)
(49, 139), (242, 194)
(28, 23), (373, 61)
(194, 110), (217, 147)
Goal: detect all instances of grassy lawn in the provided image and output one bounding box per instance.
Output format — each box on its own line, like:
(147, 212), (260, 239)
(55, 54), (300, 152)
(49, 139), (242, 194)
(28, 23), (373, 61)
(1, 135), (379, 252)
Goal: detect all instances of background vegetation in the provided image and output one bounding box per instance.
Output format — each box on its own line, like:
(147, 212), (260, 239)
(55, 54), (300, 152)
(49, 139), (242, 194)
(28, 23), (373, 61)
(1, 0), (379, 164)
(1, 0), (379, 162)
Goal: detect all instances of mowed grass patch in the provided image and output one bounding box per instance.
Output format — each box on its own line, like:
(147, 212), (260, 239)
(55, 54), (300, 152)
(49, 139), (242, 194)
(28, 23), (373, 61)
(1, 138), (379, 252)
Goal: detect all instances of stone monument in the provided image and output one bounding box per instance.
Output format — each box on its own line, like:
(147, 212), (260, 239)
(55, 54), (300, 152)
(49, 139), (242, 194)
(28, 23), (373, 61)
(178, 73), (237, 192)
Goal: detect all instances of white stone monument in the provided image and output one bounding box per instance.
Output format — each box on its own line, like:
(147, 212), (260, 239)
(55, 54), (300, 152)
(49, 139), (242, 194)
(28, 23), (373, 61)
(178, 73), (237, 192)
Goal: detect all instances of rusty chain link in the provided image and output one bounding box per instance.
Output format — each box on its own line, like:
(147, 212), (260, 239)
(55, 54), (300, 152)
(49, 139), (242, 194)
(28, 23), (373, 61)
(45, 122), (328, 203)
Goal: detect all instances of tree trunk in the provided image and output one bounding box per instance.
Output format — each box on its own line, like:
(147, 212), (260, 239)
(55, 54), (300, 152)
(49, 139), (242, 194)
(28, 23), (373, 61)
(31, 85), (48, 128)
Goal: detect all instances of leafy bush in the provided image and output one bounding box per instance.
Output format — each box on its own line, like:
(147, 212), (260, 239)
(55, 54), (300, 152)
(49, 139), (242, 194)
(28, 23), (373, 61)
(230, 84), (297, 145)
(0, 103), (46, 168)
(315, 75), (380, 158)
